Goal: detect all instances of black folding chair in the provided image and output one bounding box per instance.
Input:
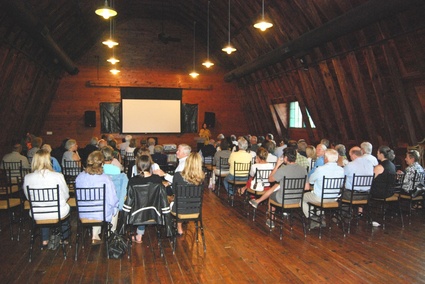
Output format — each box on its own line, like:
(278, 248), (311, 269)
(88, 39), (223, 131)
(0, 169), (22, 241)
(245, 168), (273, 221)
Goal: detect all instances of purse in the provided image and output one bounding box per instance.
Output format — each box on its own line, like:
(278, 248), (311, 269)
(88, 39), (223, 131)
(253, 171), (265, 191)
(107, 225), (128, 259)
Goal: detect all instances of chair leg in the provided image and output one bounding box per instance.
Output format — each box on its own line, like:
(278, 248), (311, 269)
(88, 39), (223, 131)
(74, 224), (80, 261)
(195, 221), (199, 242)
(28, 223), (36, 262)
(200, 219), (206, 253)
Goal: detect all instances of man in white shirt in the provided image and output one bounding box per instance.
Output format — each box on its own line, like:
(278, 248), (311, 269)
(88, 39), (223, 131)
(155, 144), (191, 184)
(360, 141), (378, 167)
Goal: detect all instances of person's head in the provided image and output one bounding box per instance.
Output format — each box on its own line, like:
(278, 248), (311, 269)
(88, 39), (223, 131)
(108, 139), (118, 150)
(256, 147), (269, 162)
(41, 144), (52, 153)
(217, 133), (225, 141)
(182, 152), (205, 186)
(377, 146), (395, 161)
(263, 141), (275, 154)
(101, 145), (114, 162)
(324, 149), (338, 163)
(136, 155), (152, 175)
(129, 138), (137, 148)
(360, 141), (373, 155)
(125, 135), (132, 142)
(12, 143), (22, 153)
(406, 150), (420, 166)
(154, 145), (164, 154)
(348, 146), (362, 161)
(250, 136), (258, 145)
(65, 139), (78, 151)
(287, 140), (298, 148)
(257, 136), (265, 144)
(320, 138), (330, 148)
(298, 139), (307, 152)
(266, 133), (274, 141)
(208, 139), (215, 145)
(316, 144), (327, 157)
(238, 137), (248, 150)
(136, 147), (151, 157)
(335, 144), (346, 157)
(306, 145), (316, 159)
(97, 139), (107, 148)
(32, 137), (43, 148)
(148, 137), (156, 146)
(106, 134), (114, 142)
(31, 149), (53, 172)
(283, 147), (297, 163)
(220, 139), (229, 151)
(86, 151), (104, 175)
(90, 137), (99, 146)
(230, 135), (237, 142)
(177, 144), (191, 159)
(202, 123), (207, 129)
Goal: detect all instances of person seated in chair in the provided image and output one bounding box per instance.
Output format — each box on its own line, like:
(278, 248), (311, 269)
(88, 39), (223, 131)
(126, 155), (163, 243)
(23, 149), (70, 248)
(171, 152), (205, 235)
(370, 146), (396, 199)
(151, 145), (168, 166)
(398, 150), (425, 194)
(75, 151), (118, 245)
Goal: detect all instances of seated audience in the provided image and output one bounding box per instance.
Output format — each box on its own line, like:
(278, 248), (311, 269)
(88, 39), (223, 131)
(306, 145), (316, 169)
(125, 138), (137, 156)
(335, 144), (349, 167)
(108, 138), (122, 164)
(23, 149), (70, 247)
(27, 136), (43, 163)
(101, 146), (122, 174)
(154, 144), (191, 185)
(199, 139), (217, 164)
(274, 139), (287, 158)
(120, 135), (132, 156)
(75, 151), (119, 245)
(80, 136), (98, 167)
(263, 141), (278, 163)
(2, 143), (30, 169)
(147, 137), (156, 154)
(288, 140), (309, 170)
(130, 148), (160, 177)
(308, 143), (327, 176)
(302, 149), (344, 218)
(399, 150), (425, 193)
(250, 136), (259, 152)
(370, 146), (396, 199)
(223, 138), (252, 195)
(61, 139), (81, 167)
(297, 139), (307, 157)
(249, 147), (309, 228)
(152, 145), (168, 166)
(41, 144), (62, 173)
(171, 152), (205, 235)
(361, 141), (379, 166)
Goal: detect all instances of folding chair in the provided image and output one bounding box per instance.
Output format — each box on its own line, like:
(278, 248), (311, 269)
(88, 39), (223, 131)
(369, 174), (404, 229)
(215, 157), (229, 196)
(124, 152), (136, 175)
(245, 168), (272, 221)
(227, 161), (251, 206)
(269, 175), (307, 240)
(308, 176), (346, 239)
(62, 160), (82, 190)
(340, 174), (374, 234)
(398, 171), (425, 224)
(171, 184), (205, 253)
(2, 161), (23, 194)
(0, 169), (22, 241)
(27, 185), (70, 262)
(74, 184), (110, 260)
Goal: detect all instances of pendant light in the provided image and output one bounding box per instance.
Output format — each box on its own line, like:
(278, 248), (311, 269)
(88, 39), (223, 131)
(222, 0), (236, 54)
(102, 18), (119, 48)
(189, 21), (199, 78)
(107, 47), (120, 64)
(95, 0), (117, 20)
(202, 1), (214, 68)
(254, 0), (273, 31)
(110, 68), (120, 75)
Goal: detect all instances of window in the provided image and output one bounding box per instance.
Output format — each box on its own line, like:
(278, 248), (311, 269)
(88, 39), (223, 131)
(289, 101), (315, 128)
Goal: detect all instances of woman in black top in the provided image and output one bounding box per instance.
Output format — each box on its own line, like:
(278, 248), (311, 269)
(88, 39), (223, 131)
(370, 145), (396, 199)
(127, 155), (163, 243)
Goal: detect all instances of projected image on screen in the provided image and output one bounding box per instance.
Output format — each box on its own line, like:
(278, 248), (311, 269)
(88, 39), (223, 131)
(121, 87), (182, 133)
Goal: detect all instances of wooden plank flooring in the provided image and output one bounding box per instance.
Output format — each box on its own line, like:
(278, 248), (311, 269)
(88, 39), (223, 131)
(1, 188), (425, 283)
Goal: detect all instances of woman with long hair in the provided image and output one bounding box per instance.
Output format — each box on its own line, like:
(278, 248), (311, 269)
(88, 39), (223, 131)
(172, 152), (205, 235)
(370, 145), (396, 199)
(23, 149), (70, 248)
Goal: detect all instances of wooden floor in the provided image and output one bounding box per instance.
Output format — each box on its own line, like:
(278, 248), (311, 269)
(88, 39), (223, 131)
(1, 188), (425, 284)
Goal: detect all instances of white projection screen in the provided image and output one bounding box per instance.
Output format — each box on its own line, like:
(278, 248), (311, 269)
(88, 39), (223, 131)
(121, 87), (182, 133)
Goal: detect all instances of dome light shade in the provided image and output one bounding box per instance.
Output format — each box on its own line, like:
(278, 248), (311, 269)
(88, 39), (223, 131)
(107, 57), (120, 64)
(189, 71), (199, 78)
(222, 45), (237, 54)
(202, 60), (214, 68)
(102, 39), (119, 48)
(254, 0), (273, 31)
(95, 0), (117, 19)
(202, 1), (214, 68)
(110, 68), (120, 75)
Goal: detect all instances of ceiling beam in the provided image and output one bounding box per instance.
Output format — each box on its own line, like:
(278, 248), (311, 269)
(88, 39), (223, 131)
(224, 0), (423, 82)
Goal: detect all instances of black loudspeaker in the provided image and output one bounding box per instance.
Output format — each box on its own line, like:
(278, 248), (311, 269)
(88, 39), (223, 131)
(84, 111), (96, 127)
(204, 112), (215, 128)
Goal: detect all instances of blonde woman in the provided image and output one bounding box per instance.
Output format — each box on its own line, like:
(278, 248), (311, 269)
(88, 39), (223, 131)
(172, 152), (205, 235)
(306, 145), (316, 171)
(23, 149), (70, 248)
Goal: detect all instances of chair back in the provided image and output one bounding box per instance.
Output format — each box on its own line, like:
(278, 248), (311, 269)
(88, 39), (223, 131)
(75, 184), (107, 222)
(218, 157), (229, 172)
(174, 184), (204, 218)
(320, 176), (346, 203)
(347, 174), (374, 202)
(233, 161), (251, 177)
(0, 169), (14, 207)
(281, 175), (307, 205)
(2, 161), (23, 185)
(413, 171), (425, 188)
(26, 185), (61, 223)
(252, 168), (273, 190)
(124, 153), (136, 174)
(62, 160), (82, 186)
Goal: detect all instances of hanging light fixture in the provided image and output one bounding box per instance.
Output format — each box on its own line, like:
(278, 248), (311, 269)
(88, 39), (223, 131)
(110, 68), (120, 75)
(95, 0), (117, 19)
(189, 21), (199, 78)
(254, 0), (273, 31)
(107, 48), (120, 64)
(202, 1), (214, 68)
(222, 0), (236, 54)
(102, 18), (119, 48)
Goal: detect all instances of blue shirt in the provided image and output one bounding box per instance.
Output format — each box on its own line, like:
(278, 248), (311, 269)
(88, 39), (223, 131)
(344, 157), (374, 191)
(309, 162), (344, 198)
(51, 157), (62, 173)
(308, 155), (324, 177)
